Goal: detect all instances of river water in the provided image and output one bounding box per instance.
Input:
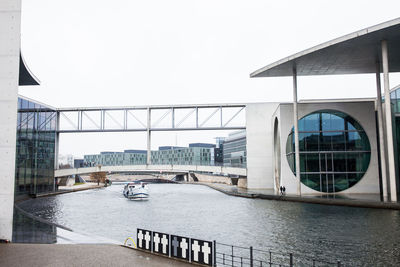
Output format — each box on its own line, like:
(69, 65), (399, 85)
(18, 184), (400, 266)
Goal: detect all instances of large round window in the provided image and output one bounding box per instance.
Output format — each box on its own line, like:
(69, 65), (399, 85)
(286, 110), (371, 193)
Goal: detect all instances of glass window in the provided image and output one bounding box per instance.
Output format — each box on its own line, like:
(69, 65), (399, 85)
(286, 110), (370, 193)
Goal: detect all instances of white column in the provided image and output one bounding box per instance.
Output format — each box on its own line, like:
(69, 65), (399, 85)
(293, 67), (301, 196)
(382, 40), (397, 202)
(146, 108), (151, 165)
(375, 63), (388, 200)
(0, 0), (21, 241)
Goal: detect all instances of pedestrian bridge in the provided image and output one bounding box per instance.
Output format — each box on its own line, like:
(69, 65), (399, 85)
(54, 165), (247, 177)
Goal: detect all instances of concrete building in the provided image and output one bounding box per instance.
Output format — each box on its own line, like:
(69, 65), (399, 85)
(246, 18), (400, 201)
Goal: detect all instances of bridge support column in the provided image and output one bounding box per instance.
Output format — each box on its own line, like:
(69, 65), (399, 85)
(146, 108), (151, 165)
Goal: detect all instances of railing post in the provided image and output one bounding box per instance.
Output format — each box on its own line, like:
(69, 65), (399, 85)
(223, 253), (225, 265)
(250, 246), (253, 267)
(337, 260), (341, 267)
(289, 253), (293, 267)
(232, 245), (234, 267)
(269, 251), (272, 267)
(213, 240), (216, 267)
(312, 259), (315, 267)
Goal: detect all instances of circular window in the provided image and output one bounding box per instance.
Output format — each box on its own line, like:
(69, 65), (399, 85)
(286, 110), (371, 193)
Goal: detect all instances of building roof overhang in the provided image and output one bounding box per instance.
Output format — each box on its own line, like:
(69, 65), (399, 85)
(250, 17), (400, 78)
(19, 53), (40, 86)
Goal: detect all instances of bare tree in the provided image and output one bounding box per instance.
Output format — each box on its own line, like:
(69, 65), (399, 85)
(90, 172), (107, 185)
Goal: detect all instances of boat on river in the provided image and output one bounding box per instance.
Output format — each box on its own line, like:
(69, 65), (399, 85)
(123, 182), (149, 200)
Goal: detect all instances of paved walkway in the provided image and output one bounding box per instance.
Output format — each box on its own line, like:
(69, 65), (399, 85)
(198, 182), (400, 210)
(0, 244), (192, 267)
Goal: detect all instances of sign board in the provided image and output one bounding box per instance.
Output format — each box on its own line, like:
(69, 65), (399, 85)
(152, 231), (169, 256)
(191, 238), (213, 266)
(137, 228), (152, 251)
(171, 235), (190, 260)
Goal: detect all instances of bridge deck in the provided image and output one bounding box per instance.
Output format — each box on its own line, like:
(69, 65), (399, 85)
(55, 165), (247, 177)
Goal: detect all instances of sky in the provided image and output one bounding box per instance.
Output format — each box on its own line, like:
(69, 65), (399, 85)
(18, 0), (400, 158)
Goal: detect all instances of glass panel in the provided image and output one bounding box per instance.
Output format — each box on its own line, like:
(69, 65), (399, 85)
(305, 133), (319, 151)
(306, 174), (321, 191)
(334, 174), (349, 192)
(327, 174), (334, 193)
(306, 153), (320, 172)
(321, 174), (328, 193)
(321, 113), (331, 131)
(333, 153), (346, 172)
(331, 132), (345, 151)
(331, 113), (345, 131)
(320, 132), (332, 151)
(304, 113), (320, 132)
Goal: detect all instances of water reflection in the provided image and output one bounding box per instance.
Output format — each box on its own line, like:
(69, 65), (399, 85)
(12, 206), (57, 244)
(17, 184), (400, 265)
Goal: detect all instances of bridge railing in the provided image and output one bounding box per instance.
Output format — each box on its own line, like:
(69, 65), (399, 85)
(63, 162), (247, 170)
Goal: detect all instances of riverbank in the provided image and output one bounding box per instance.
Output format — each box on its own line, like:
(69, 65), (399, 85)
(33, 183), (104, 198)
(0, 244), (193, 267)
(198, 182), (400, 210)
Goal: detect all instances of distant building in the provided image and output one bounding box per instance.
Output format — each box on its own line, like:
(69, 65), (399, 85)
(223, 130), (246, 167)
(152, 143), (215, 165)
(74, 159), (84, 168)
(84, 151), (147, 166)
(84, 143), (218, 166)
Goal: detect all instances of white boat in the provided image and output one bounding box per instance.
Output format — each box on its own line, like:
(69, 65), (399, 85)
(123, 182), (149, 200)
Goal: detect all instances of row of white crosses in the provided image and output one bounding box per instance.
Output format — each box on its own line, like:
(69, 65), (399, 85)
(138, 230), (211, 265)
(192, 240), (211, 264)
(171, 236), (189, 258)
(137, 230), (152, 249)
(153, 233), (169, 254)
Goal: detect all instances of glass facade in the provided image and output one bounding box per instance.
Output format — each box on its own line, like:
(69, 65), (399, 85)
(390, 87), (400, 198)
(15, 97), (57, 195)
(223, 130), (246, 167)
(286, 110), (371, 193)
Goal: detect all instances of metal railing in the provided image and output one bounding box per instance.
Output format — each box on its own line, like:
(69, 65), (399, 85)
(215, 242), (342, 267)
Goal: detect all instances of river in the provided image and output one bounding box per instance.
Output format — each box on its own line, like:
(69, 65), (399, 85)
(17, 183), (400, 266)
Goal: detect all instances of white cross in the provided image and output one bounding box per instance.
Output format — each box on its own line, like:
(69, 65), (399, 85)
(192, 240), (201, 262)
(180, 238), (188, 258)
(202, 242), (211, 264)
(138, 230), (144, 248)
(153, 233), (160, 252)
(161, 235), (168, 254)
(144, 231), (151, 249)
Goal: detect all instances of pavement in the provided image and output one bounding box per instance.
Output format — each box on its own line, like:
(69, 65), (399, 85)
(0, 244), (193, 267)
(198, 182), (400, 210)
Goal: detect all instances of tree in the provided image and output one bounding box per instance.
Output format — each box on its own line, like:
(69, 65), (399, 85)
(90, 172), (107, 185)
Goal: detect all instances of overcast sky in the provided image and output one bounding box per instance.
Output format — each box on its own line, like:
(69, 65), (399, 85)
(18, 0), (400, 158)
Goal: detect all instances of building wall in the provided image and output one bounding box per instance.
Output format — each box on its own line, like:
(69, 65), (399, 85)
(0, 0), (21, 240)
(246, 103), (279, 189)
(275, 101), (379, 195)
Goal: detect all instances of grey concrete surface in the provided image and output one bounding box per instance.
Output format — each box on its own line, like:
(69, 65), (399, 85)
(0, 244), (193, 267)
